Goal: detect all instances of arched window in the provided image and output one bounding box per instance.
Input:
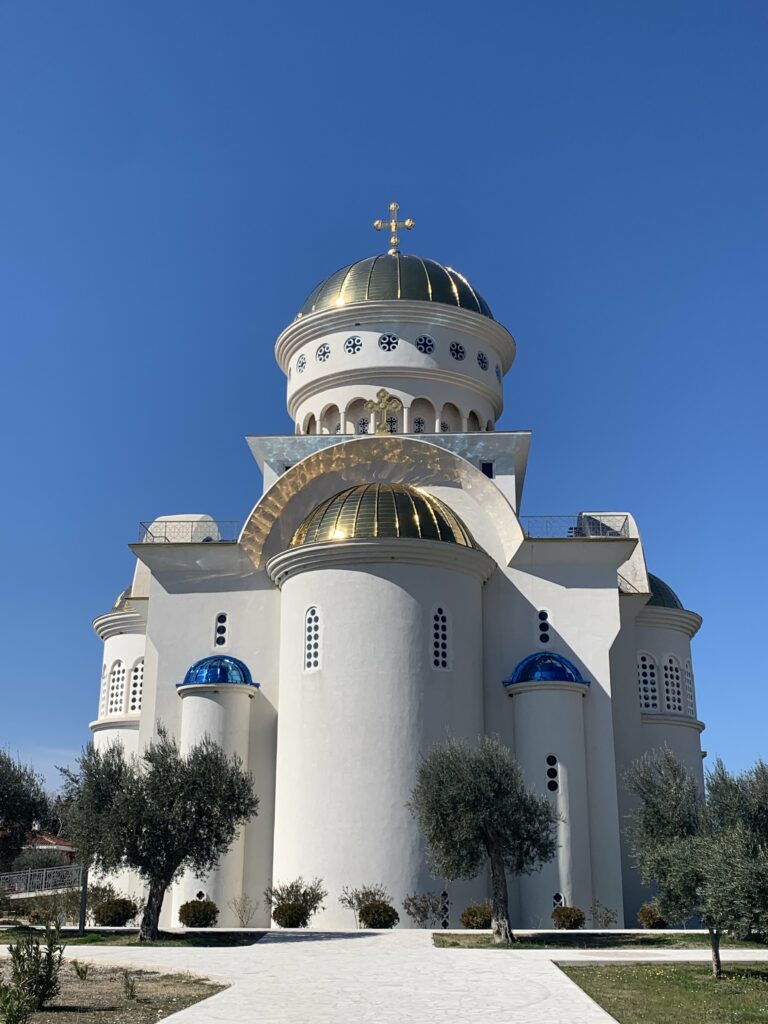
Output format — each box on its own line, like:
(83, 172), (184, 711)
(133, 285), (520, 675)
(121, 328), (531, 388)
(99, 664), (108, 717)
(440, 402), (461, 433)
(129, 659), (144, 713)
(303, 413), (317, 436)
(467, 411), (481, 432)
(304, 607), (320, 671)
(107, 660), (126, 716)
(321, 405), (340, 435)
(662, 655), (684, 713)
(410, 398), (435, 435)
(637, 652), (659, 712)
(684, 660), (696, 717)
(432, 607), (450, 670)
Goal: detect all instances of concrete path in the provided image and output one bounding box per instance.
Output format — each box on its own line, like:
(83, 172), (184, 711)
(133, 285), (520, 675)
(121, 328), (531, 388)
(7, 930), (768, 1023)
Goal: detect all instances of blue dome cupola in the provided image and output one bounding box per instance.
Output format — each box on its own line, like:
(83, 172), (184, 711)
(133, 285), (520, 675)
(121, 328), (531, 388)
(179, 656), (258, 688)
(503, 653), (588, 688)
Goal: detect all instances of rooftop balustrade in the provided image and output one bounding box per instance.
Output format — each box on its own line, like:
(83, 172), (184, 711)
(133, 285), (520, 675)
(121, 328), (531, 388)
(138, 520), (241, 544)
(520, 514), (630, 539)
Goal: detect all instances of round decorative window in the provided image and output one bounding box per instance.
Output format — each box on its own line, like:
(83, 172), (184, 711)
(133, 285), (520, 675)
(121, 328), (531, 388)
(344, 336), (362, 355)
(316, 343), (331, 362)
(413, 417), (426, 433)
(378, 334), (399, 352)
(386, 416), (398, 434)
(449, 342), (465, 361)
(495, 364), (502, 382)
(415, 335), (434, 354)
(477, 351), (488, 371)
(297, 354), (306, 373)
(357, 418), (369, 434)
(440, 421), (449, 433)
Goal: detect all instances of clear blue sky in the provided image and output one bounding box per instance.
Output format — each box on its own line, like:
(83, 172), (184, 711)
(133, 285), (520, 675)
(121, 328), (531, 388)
(1, 1), (766, 787)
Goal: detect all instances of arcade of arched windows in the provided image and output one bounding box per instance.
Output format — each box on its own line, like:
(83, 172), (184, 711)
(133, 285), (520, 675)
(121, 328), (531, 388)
(299, 399), (493, 435)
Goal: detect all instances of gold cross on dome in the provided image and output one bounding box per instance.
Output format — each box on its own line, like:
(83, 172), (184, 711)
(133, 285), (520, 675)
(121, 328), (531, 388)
(373, 201), (414, 252)
(365, 389), (403, 434)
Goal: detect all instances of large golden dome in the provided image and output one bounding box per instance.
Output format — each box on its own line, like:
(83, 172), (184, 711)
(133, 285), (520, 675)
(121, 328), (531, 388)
(290, 483), (478, 548)
(297, 252), (493, 320)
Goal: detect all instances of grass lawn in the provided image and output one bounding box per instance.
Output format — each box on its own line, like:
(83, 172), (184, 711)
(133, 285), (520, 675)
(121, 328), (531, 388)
(0, 925), (265, 947)
(0, 962), (225, 1023)
(561, 962), (768, 1023)
(433, 931), (768, 950)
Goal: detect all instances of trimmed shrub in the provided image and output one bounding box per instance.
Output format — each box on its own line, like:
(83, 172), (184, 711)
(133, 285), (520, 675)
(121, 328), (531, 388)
(7, 925), (64, 1009)
(0, 981), (36, 1024)
(265, 878), (327, 929)
(339, 884), (392, 928)
(93, 898), (139, 927)
(402, 891), (444, 928)
(178, 899), (219, 928)
(637, 902), (668, 930)
(460, 902), (492, 929)
(551, 905), (586, 930)
(358, 899), (399, 929)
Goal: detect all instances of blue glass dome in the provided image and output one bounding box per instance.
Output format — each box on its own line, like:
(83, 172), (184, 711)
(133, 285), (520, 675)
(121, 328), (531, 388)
(503, 653), (587, 687)
(179, 656), (257, 688)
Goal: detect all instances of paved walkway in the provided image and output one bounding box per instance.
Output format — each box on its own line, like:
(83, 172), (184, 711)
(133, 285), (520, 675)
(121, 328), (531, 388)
(6, 930), (768, 1023)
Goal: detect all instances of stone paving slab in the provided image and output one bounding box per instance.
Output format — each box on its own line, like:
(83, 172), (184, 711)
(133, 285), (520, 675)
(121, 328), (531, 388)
(4, 930), (768, 1023)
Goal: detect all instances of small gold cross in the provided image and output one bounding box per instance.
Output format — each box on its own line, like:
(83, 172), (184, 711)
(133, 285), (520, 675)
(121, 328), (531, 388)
(373, 201), (414, 253)
(365, 389), (403, 434)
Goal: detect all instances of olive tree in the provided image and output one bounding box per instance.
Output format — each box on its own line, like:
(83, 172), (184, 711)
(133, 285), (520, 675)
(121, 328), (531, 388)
(62, 729), (258, 941)
(409, 736), (557, 943)
(625, 749), (768, 979)
(0, 751), (48, 870)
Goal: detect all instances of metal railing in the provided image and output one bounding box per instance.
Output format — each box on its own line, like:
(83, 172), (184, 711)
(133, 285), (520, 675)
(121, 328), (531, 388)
(1, 865), (84, 896)
(521, 515), (630, 539)
(138, 520), (241, 544)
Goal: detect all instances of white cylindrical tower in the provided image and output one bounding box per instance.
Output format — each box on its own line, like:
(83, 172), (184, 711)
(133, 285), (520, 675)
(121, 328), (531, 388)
(275, 251), (516, 436)
(90, 588), (147, 756)
(170, 656), (257, 928)
(267, 483), (494, 927)
(635, 573), (704, 785)
(505, 654), (593, 927)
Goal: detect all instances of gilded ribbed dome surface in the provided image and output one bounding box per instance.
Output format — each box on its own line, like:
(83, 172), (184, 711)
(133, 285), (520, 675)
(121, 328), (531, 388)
(297, 253), (493, 320)
(290, 483), (478, 548)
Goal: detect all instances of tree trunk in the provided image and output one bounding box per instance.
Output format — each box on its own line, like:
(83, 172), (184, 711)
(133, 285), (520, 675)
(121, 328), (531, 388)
(488, 838), (513, 944)
(708, 927), (722, 980)
(139, 880), (167, 942)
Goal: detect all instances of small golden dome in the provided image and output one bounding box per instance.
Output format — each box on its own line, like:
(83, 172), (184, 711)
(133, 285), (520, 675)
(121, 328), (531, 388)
(290, 483), (478, 548)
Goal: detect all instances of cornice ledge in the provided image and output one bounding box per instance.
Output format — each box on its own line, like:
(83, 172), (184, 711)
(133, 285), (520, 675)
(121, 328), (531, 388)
(504, 681), (590, 698)
(641, 712), (705, 733)
(92, 605), (148, 640)
(275, 301), (516, 371)
(636, 606), (702, 638)
(266, 538), (495, 588)
(288, 365), (501, 418)
(176, 683), (258, 699)
(89, 716), (141, 733)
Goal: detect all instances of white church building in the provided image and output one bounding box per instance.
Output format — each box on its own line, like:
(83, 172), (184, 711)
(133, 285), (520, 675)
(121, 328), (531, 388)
(90, 206), (705, 929)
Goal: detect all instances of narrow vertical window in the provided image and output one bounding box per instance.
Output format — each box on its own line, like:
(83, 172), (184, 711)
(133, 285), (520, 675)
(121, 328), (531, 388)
(684, 660), (696, 717)
(99, 664), (108, 717)
(107, 660), (126, 715)
(662, 655), (684, 713)
(432, 607), (450, 670)
(538, 609), (550, 644)
(546, 753), (559, 792)
(637, 653), (659, 711)
(305, 607), (320, 670)
(129, 659), (144, 713)
(214, 612), (228, 648)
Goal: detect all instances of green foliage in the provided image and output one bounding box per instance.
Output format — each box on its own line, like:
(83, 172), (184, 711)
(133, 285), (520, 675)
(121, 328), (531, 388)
(637, 902), (668, 929)
(625, 749), (768, 977)
(552, 905), (586, 929)
(0, 980), (36, 1024)
(402, 891), (444, 928)
(71, 959), (89, 982)
(409, 736), (557, 942)
(0, 752), (48, 871)
(121, 970), (137, 1000)
(7, 925), (65, 1009)
(339, 884), (391, 928)
(358, 899), (399, 929)
(93, 897), (139, 927)
(460, 902), (493, 929)
(178, 899), (219, 928)
(10, 849), (70, 871)
(61, 727), (259, 941)
(264, 878), (327, 928)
